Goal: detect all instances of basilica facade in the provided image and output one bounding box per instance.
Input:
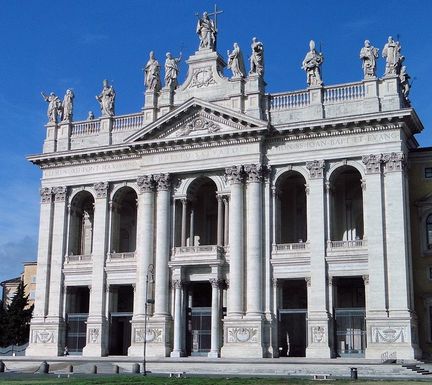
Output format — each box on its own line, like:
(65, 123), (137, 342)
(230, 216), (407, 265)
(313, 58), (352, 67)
(26, 18), (424, 360)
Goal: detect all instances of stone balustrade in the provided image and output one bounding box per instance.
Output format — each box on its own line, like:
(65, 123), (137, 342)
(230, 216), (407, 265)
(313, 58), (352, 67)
(112, 113), (144, 132)
(107, 252), (136, 261)
(70, 120), (100, 137)
(328, 239), (367, 249)
(272, 242), (308, 252)
(65, 254), (92, 263)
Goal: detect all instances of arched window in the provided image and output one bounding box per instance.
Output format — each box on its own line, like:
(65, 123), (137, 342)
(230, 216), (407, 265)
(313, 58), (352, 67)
(426, 214), (432, 249)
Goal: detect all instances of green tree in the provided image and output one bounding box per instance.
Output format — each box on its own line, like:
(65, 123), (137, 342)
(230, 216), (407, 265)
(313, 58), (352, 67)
(0, 300), (7, 347)
(6, 281), (33, 346)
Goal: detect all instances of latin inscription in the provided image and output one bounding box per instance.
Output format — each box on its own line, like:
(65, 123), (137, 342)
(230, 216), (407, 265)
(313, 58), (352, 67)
(44, 160), (139, 178)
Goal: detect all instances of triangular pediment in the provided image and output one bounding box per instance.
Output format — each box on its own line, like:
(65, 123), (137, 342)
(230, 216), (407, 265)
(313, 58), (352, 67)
(125, 98), (268, 143)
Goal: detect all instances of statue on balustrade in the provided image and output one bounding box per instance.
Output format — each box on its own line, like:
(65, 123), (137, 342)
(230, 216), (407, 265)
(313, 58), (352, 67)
(144, 51), (161, 92)
(196, 11), (217, 50)
(164, 52), (182, 89)
(61, 89), (74, 122)
(41, 91), (61, 123)
(227, 42), (245, 78)
(249, 37), (264, 76)
(302, 40), (324, 86)
(360, 40), (379, 79)
(382, 36), (403, 76)
(87, 111), (95, 120)
(399, 65), (411, 100)
(95, 79), (115, 117)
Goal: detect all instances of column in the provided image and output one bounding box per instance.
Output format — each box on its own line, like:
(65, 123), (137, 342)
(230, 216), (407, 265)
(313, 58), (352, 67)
(27, 188), (55, 357)
(382, 152), (418, 359)
(129, 176), (155, 356)
(223, 196), (229, 246)
(181, 198), (187, 247)
(305, 160), (331, 358)
(154, 174), (171, 317)
(244, 164), (263, 316)
(83, 182), (109, 356)
(170, 280), (184, 357)
(225, 166), (244, 316)
(189, 205), (195, 246)
(209, 279), (221, 358)
(47, 187), (68, 321)
(217, 196), (224, 246)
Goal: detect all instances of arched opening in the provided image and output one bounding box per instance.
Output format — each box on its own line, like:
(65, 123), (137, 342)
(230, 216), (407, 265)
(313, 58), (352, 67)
(68, 191), (95, 256)
(176, 177), (219, 247)
(275, 171), (307, 244)
(330, 167), (364, 242)
(110, 187), (137, 253)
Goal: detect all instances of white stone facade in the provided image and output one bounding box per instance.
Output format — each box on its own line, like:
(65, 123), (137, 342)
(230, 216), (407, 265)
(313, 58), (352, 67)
(26, 33), (423, 360)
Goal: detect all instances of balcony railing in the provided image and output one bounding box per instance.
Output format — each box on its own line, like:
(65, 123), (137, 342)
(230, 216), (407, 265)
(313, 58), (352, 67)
(272, 242), (309, 252)
(65, 254), (92, 263)
(323, 82), (366, 103)
(328, 239), (367, 249)
(270, 90), (310, 110)
(107, 252), (136, 261)
(173, 245), (223, 255)
(70, 120), (100, 136)
(112, 113), (144, 132)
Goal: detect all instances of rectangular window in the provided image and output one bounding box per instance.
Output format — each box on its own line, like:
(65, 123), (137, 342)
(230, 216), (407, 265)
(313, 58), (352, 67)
(425, 167), (432, 179)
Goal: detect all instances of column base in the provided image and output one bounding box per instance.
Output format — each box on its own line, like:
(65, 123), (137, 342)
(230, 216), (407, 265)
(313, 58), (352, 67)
(140, 316), (173, 357)
(208, 351), (220, 358)
(26, 318), (65, 357)
(365, 316), (421, 360)
(170, 350), (185, 357)
(306, 317), (331, 359)
(82, 317), (108, 357)
(221, 316), (268, 358)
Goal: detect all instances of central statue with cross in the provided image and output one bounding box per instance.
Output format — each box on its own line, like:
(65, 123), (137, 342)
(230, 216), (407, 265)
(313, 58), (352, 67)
(196, 5), (223, 51)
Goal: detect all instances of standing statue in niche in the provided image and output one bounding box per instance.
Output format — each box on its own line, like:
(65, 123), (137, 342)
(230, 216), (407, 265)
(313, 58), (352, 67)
(360, 40), (379, 79)
(302, 40), (324, 86)
(227, 42), (246, 78)
(196, 11), (217, 50)
(41, 92), (61, 123)
(164, 52), (182, 89)
(95, 79), (115, 117)
(61, 89), (74, 122)
(144, 51), (161, 92)
(399, 65), (411, 100)
(382, 36), (403, 76)
(249, 37), (264, 76)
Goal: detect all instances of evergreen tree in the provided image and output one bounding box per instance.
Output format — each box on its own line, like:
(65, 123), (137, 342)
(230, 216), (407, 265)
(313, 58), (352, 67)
(0, 300), (7, 347)
(6, 281), (33, 346)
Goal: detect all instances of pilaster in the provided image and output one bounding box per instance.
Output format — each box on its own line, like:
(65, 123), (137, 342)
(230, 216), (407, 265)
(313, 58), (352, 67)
(83, 182), (109, 356)
(170, 279), (185, 357)
(305, 160), (331, 358)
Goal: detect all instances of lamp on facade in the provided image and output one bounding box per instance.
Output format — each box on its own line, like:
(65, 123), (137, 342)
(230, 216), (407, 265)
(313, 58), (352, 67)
(143, 264), (155, 376)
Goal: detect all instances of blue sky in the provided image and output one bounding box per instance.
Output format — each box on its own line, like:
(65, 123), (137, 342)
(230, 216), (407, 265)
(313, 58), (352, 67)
(0, 0), (431, 283)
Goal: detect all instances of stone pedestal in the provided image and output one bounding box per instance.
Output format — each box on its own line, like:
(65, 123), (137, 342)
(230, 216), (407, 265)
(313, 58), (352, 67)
(57, 122), (71, 151)
(43, 123), (57, 153)
(379, 75), (402, 111)
(159, 86), (175, 117)
(99, 116), (113, 146)
(307, 85), (324, 120)
(143, 90), (158, 123)
(362, 78), (380, 113)
(245, 74), (266, 119)
(306, 317), (332, 358)
(143, 316), (173, 357)
(227, 77), (245, 113)
(26, 320), (65, 356)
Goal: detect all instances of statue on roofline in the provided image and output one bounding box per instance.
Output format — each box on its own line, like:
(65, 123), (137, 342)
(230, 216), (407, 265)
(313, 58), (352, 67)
(144, 51), (161, 92)
(95, 79), (115, 117)
(196, 11), (217, 51)
(249, 37), (264, 77)
(164, 52), (182, 89)
(360, 40), (379, 79)
(227, 42), (246, 78)
(61, 89), (74, 122)
(382, 36), (403, 76)
(399, 65), (411, 101)
(41, 91), (61, 123)
(302, 40), (324, 86)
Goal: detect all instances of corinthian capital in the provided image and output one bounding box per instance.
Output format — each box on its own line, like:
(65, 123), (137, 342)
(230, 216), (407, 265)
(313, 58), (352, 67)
(93, 182), (109, 199)
(306, 160), (325, 179)
(362, 154), (382, 174)
(244, 163), (264, 183)
(382, 152), (406, 173)
(154, 173), (171, 191)
(53, 186), (67, 202)
(137, 175), (154, 193)
(225, 165), (244, 184)
(40, 187), (52, 204)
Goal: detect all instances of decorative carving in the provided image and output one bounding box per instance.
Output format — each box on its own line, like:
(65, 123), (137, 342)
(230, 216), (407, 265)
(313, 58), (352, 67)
(244, 164), (263, 183)
(34, 330), (54, 344)
(40, 187), (52, 204)
(177, 117), (221, 137)
(360, 40), (379, 79)
(172, 279), (182, 289)
(227, 327), (258, 343)
(382, 152), (406, 172)
(95, 79), (115, 117)
(362, 154), (382, 174)
(225, 165), (244, 184)
(137, 175), (154, 193)
(135, 327), (162, 343)
(53, 186), (67, 202)
(311, 326), (326, 343)
(362, 274), (369, 285)
(304, 184), (310, 195)
(88, 328), (99, 343)
(306, 160), (325, 179)
(302, 40), (324, 86)
(154, 173), (171, 191)
(272, 278), (279, 288)
(372, 326), (406, 343)
(188, 67), (216, 89)
(94, 182), (109, 198)
(209, 278), (223, 288)
(305, 277), (311, 287)
(361, 179), (366, 191)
